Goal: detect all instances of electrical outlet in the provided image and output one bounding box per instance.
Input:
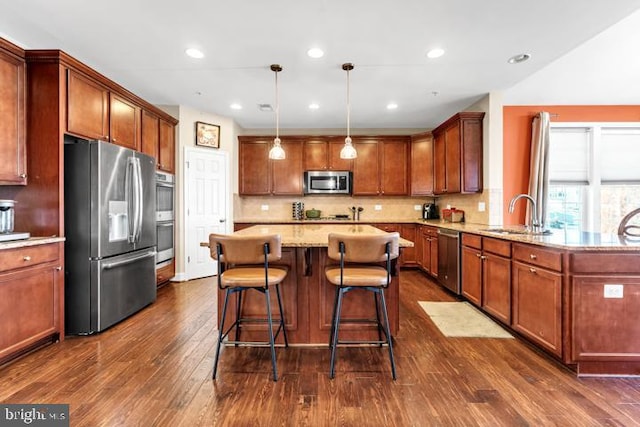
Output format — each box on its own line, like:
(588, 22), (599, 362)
(374, 205), (382, 211)
(261, 204), (269, 211)
(478, 202), (486, 212)
(414, 204), (422, 211)
(603, 284), (624, 298)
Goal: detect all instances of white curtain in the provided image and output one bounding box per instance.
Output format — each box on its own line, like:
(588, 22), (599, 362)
(527, 112), (551, 228)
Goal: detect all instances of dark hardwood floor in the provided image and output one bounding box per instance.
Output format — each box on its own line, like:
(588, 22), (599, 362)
(2, 270), (640, 426)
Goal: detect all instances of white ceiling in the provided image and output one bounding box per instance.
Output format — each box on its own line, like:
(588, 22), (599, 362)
(2, 0), (639, 130)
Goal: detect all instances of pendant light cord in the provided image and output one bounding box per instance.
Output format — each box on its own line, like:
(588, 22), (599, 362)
(342, 63), (354, 141)
(270, 64), (282, 141)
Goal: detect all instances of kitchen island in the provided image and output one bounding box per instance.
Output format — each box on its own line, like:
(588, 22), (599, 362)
(212, 224), (413, 345)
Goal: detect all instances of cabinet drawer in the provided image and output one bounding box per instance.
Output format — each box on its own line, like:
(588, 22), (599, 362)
(0, 244), (59, 272)
(483, 237), (511, 258)
(461, 233), (482, 250)
(513, 243), (563, 272)
(570, 252), (640, 274)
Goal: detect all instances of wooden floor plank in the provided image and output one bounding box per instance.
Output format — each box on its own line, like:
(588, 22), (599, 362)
(2, 270), (640, 426)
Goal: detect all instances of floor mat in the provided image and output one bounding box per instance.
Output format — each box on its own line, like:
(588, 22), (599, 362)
(418, 301), (513, 338)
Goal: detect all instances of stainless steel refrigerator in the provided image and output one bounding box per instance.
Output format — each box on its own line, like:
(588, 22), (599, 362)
(64, 139), (157, 334)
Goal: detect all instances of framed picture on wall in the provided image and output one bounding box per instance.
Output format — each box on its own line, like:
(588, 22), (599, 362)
(195, 121), (220, 148)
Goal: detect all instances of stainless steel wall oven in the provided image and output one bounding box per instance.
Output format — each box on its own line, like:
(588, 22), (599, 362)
(156, 171), (175, 266)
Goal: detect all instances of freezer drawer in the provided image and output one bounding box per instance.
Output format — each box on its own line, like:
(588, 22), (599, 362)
(65, 249), (157, 335)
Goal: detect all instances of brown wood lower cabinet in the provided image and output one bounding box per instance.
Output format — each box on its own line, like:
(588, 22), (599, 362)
(216, 247), (399, 345)
(0, 241), (63, 364)
(156, 260), (175, 286)
(417, 225), (438, 278)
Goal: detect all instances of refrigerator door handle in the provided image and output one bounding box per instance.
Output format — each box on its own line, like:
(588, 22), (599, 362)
(135, 158), (144, 242)
(125, 157), (136, 243)
(102, 250), (157, 270)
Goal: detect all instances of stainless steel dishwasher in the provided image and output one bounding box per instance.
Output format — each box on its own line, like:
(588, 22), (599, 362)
(437, 228), (461, 295)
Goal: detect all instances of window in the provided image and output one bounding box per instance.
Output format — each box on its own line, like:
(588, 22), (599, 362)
(548, 123), (640, 234)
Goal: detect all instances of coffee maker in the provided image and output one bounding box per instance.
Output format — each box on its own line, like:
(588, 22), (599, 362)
(422, 203), (438, 220)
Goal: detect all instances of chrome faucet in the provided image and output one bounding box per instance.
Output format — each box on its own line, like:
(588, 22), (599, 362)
(508, 194), (542, 233)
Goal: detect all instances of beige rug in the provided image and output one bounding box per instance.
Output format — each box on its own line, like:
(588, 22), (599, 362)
(418, 301), (514, 338)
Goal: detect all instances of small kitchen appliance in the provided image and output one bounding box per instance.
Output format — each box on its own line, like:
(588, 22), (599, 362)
(422, 203), (438, 220)
(0, 199), (16, 233)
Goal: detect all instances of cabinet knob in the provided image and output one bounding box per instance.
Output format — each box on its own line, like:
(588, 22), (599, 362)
(23, 255), (31, 261)
(19, 173), (26, 178)
(529, 267), (537, 274)
(480, 255), (487, 260)
(476, 253), (482, 258)
(56, 266), (62, 271)
(112, 138), (117, 142)
(530, 254), (537, 260)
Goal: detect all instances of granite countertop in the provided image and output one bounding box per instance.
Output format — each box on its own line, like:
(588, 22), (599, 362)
(0, 236), (65, 250)
(234, 218), (640, 250)
(233, 224), (414, 248)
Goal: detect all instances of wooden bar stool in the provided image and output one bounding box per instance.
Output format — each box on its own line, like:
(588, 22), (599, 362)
(208, 233), (289, 381)
(325, 232), (400, 379)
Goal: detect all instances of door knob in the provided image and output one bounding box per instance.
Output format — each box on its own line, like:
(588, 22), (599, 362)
(219, 219), (226, 223)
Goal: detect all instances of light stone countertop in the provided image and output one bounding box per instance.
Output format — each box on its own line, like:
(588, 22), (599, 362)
(0, 236), (65, 250)
(233, 224), (414, 248)
(234, 218), (640, 250)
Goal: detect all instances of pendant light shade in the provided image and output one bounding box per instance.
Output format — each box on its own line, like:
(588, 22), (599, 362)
(269, 64), (285, 160)
(340, 63), (357, 159)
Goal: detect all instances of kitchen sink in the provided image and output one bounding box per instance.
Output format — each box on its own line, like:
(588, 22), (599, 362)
(482, 228), (552, 236)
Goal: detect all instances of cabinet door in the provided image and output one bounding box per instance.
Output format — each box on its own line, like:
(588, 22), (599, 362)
(399, 224), (416, 267)
(352, 140), (380, 195)
(433, 132), (447, 194)
(141, 110), (159, 161)
(158, 119), (175, 173)
(0, 47), (26, 185)
(461, 245), (482, 306)
(329, 139), (353, 171)
(110, 94), (140, 150)
(461, 117), (483, 193)
(239, 140), (270, 195)
(0, 264), (61, 361)
(410, 134), (433, 196)
(421, 231), (431, 274)
(444, 124), (461, 193)
(512, 261), (562, 356)
(380, 139), (408, 195)
(482, 253), (511, 324)
(272, 140), (303, 195)
(67, 69), (109, 141)
(429, 234), (438, 278)
(303, 139), (328, 170)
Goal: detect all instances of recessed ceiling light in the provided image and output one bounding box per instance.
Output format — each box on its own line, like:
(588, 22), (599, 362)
(185, 48), (204, 59)
(307, 48), (324, 58)
(386, 103), (398, 110)
(508, 53), (531, 64)
(230, 103), (242, 110)
(426, 48), (445, 59)
(309, 103), (320, 110)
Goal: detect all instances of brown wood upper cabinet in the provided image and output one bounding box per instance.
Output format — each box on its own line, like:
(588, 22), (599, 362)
(353, 137), (409, 196)
(239, 136), (303, 196)
(0, 39), (26, 185)
(303, 138), (353, 171)
(432, 112), (484, 195)
(141, 110), (175, 173)
(410, 132), (433, 196)
(67, 69), (142, 151)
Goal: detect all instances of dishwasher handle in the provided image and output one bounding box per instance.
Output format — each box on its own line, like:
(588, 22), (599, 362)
(437, 228), (460, 239)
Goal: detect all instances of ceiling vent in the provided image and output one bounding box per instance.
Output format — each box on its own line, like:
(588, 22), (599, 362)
(258, 104), (273, 112)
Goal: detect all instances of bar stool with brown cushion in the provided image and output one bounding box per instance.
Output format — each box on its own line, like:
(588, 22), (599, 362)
(209, 233), (289, 381)
(325, 232), (400, 379)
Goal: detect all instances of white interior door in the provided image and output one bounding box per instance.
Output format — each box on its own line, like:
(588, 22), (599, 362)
(184, 147), (229, 280)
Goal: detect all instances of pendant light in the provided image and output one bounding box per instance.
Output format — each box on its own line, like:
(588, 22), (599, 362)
(340, 63), (357, 159)
(268, 64), (285, 160)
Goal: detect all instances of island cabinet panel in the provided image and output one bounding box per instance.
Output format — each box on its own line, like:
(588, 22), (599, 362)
(0, 39), (27, 185)
(66, 69), (110, 141)
(271, 140), (303, 195)
(571, 276), (640, 367)
(512, 260), (563, 357)
(410, 133), (434, 196)
(216, 248), (308, 343)
(352, 139), (380, 195)
(109, 93), (141, 151)
(0, 242), (63, 365)
(239, 139), (271, 195)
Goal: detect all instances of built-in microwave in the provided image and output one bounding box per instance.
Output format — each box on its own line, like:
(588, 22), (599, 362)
(303, 171), (352, 195)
